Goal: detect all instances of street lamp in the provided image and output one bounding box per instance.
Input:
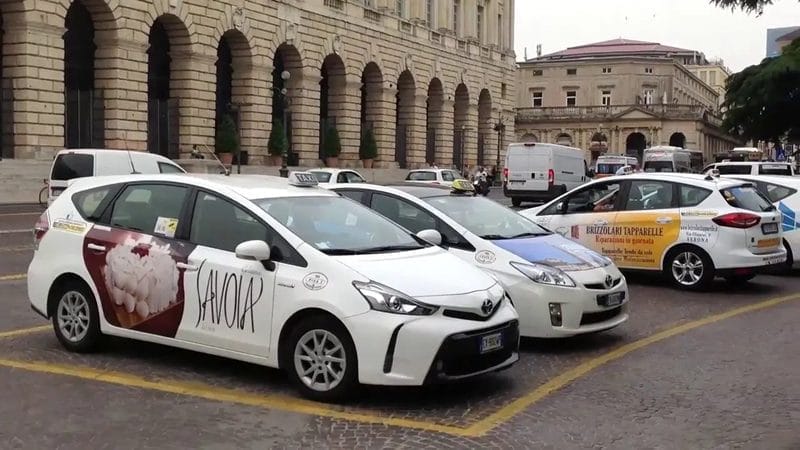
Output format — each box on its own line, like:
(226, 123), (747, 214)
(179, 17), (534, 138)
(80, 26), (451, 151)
(277, 70), (291, 178)
(494, 116), (507, 184)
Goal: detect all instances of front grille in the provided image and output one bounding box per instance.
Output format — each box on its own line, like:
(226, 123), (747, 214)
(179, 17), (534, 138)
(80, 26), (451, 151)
(443, 298), (503, 322)
(580, 306), (623, 326)
(429, 320), (519, 378)
(584, 277), (623, 290)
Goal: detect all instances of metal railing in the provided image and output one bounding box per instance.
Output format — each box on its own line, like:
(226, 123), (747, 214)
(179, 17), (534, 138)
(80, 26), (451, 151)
(324, 0), (345, 10)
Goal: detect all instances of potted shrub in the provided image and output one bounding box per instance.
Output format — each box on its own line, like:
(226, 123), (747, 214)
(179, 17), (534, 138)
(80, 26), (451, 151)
(215, 114), (239, 165)
(268, 119), (288, 166)
(359, 128), (378, 169)
(323, 125), (341, 167)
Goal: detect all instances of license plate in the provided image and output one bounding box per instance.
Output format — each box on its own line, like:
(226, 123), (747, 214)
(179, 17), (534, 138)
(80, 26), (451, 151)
(597, 292), (625, 307)
(480, 332), (503, 354)
(762, 222), (778, 234)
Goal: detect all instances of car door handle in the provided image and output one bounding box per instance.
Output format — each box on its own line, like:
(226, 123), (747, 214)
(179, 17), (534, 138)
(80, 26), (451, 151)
(86, 243), (106, 253)
(655, 217), (673, 224)
(176, 262), (199, 272)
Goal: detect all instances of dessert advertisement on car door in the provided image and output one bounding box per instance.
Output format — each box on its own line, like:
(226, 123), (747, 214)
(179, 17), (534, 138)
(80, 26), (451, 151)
(83, 225), (196, 338)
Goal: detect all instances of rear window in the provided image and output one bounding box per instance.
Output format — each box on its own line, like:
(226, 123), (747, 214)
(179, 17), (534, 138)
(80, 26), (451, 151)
(763, 183), (796, 203)
(597, 164), (623, 175)
(644, 161), (674, 173)
(72, 186), (115, 220)
(52, 154), (94, 181)
(407, 171), (436, 181)
(720, 185), (773, 212)
(716, 165), (752, 175)
(758, 164), (792, 176)
(310, 171), (332, 182)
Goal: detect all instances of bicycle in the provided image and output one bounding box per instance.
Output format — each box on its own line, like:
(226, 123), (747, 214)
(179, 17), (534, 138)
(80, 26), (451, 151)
(38, 179), (48, 208)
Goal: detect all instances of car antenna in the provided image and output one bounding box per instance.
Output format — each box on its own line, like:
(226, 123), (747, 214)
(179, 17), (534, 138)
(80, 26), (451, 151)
(193, 144), (230, 176)
(126, 150), (140, 174)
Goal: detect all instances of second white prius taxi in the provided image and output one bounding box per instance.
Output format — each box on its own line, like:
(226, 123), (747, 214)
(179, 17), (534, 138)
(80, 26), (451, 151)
(519, 172), (787, 290)
(28, 172), (520, 402)
(328, 181), (629, 338)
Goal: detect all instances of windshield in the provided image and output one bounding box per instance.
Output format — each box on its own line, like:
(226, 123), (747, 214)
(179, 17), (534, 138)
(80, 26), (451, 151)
(597, 163), (624, 174)
(407, 171), (437, 181)
(644, 161), (675, 173)
(309, 171), (332, 182)
(423, 195), (550, 240)
(255, 196), (426, 255)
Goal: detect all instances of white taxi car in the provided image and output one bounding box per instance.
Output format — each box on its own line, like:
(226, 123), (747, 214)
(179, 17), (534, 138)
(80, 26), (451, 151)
(405, 169), (463, 187)
(328, 181), (629, 338)
(519, 172), (786, 290)
(308, 168), (366, 184)
(28, 172), (519, 401)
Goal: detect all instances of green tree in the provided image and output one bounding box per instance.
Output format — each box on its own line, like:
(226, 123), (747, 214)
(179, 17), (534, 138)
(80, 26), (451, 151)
(710, 0), (775, 14)
(359, 128), (378, 160)
(722, 38), (800, 144)
(323, 126), (342, 158)
(215, 114), (239, 154)
(268, 119), (289, 157)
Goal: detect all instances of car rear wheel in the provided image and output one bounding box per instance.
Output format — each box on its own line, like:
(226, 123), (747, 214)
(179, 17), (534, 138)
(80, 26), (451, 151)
(286, 315), (359, 402)
(782, 240), (794, 274)
(665, 247), (715, 290)
(52, 281), (102, 353)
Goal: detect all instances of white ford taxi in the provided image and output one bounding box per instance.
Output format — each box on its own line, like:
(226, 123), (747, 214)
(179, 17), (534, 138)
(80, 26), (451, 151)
(328, 181), (629, 339)
(28, 172), (519, 401)
(519, 172), (787, 290)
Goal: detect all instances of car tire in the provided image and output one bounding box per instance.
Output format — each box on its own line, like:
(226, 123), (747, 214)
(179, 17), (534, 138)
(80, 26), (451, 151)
(51, 280), (103, 353)
(664, 246), (715, 291)
(511, 198), (522, 207)
(782, 239), (794, 274)
(285, 315), (359, 402)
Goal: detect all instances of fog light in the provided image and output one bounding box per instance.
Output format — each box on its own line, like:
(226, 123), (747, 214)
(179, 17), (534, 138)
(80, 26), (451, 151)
(548, 303), (563, 326)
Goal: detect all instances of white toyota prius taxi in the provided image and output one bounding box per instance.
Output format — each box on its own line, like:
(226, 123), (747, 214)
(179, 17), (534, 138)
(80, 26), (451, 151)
(519, 172), (786, 290)
(327, 181), (629, 339)
(28, 172), (520, 401)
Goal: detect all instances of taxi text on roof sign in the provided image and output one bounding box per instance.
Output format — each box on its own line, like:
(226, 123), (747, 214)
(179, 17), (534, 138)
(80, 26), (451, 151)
(451, 179), (475, 193)
(289, 171), (319, 187)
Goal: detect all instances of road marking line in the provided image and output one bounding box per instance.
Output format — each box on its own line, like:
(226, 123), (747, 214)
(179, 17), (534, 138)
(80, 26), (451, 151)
(0, 229), (31, 235)
(0, 358), (475, 437)
(0, 212), (41, 217)
(0, 273), (26, 282)
(0, 246), (33, 253)
(0, 325), (50, 339)
(464, 293), (800, 437)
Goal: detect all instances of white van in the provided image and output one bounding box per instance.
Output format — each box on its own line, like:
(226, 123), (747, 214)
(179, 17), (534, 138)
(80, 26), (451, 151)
(703, 161), (795, 176)
(47, 149), (185, 205)
(594, 155), (639, 179)
(642, 146), (692, 173)
(503, 142), (589, 207)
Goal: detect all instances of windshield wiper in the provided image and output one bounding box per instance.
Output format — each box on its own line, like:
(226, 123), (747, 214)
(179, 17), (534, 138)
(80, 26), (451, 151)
(480, 232), (548, 240)
(319, 248), (361, 255)
(358, 244), (424, 254)
(508, 232), (549, 239)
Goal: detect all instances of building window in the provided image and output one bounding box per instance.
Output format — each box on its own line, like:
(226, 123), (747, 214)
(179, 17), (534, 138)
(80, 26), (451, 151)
(602, 67), (612, 74)
(531, 91), (543, 107)
(453, 0), (460, 35)
(396, 0), (405, 17)
(427, 0), (435, 27)
(497, 14), (502, 46)
(532, 69), (543, 76)
(477, 5), (484, 43)
(645, 67), (653, 74)
(566, 91), (577, 106)
(567, 68), (577, 75)
(601, 90), (612, 106)
(501, 83), (507, 98)
(643, 89), (654, 105)
(709, 71), (717, 85)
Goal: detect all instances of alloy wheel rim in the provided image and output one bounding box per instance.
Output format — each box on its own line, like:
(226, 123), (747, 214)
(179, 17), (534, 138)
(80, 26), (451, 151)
(294, 329), (346, 392)
(56, 291), (90, 343)
(672, 252), (704, 286)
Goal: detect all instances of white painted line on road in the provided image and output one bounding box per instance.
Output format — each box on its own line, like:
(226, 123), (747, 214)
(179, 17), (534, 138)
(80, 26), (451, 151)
(0, 229), (31, 235)
(0, 212), (41, 217)
(0, 274), (26, 282)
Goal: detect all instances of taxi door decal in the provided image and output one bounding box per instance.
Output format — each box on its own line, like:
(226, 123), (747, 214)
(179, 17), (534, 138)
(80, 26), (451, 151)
(606, 212), (682, 269)
(556, 212), (618, 258)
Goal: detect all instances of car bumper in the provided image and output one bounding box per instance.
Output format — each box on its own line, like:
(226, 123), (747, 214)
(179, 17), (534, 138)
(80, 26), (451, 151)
(504, 269), (630, 338)
(503, 184), (560, 201)
(344, 300), (520, 386)
(713, 247), (787, 270)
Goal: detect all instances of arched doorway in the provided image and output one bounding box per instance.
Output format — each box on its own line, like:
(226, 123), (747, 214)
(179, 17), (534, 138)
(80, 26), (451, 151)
(478, 89), (492, 167)
(319, 54), (346, 162)
(453, 83), (469, 169)
(64, 0), (103, 148)
(215, 30), (251, 165)
(395, 71), (415, 168)
(556, 133), (573, 146)
(361, 62), (382, 159)
(426, 78), (444, 165)
(590, 132), (608, 162)
(669, 132), (686, 148)
(626, 132), (647, 160)
(272, 44), (302, 164)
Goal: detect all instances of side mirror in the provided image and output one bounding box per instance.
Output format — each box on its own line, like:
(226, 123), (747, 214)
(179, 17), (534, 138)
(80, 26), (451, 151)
(235, 240), (271, 261)
(416, 229), (443, 246)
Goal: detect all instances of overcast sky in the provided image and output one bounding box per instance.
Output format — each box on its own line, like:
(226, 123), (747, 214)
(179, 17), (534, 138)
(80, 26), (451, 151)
(514, 0), (799, 72)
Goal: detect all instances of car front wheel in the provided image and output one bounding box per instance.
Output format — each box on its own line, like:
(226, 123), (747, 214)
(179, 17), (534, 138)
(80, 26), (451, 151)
(52, 281), (102, 352)
(665, 247), (715, 290)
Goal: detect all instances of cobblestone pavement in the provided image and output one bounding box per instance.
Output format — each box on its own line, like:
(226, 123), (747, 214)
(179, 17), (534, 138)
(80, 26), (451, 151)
(0, 205), (798, 449)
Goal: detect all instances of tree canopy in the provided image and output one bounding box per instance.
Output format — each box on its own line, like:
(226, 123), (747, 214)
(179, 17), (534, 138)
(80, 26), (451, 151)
(710, 0), (776, 14)
(722, 38), (800, 144)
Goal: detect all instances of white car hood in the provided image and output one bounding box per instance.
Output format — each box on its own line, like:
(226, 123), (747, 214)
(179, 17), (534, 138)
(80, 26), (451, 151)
(520, 205), (544, 218)
(336, 247), (496, 300)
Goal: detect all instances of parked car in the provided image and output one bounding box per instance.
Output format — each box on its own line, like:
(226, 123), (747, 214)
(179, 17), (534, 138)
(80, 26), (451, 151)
(46, 149), (185, 206)
(29, 172), (519, 402)
(328, 180), (629, 338)
(703, 161), (795, 176)
(519, 172), (786, 290)
(405, 169), (463, 187)
(309, 168), (366, 184)
(503, 142), (590, 207)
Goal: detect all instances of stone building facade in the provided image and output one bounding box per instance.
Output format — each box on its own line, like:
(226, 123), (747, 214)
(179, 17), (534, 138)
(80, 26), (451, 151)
(0, 0), (516, 169)
(515, 39), (740, 165)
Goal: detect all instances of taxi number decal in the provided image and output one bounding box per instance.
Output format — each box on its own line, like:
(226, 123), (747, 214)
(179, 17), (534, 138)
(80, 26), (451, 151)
(475, 250), (496, 265)
(53, 219), (87, 234)
(303, 273), (328, 290)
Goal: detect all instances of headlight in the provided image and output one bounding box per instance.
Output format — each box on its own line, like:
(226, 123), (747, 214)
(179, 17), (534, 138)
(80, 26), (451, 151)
(353, 281), (439, 316)
(510, 262), (576, 287)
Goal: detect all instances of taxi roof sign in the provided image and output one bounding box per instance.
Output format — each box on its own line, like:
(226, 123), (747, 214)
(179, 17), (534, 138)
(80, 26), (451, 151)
(451, 179), (476, 194)
(289, 171), (319, 187)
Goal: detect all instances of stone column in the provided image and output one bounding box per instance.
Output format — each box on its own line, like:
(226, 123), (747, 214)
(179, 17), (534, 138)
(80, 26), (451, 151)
(293, 74), (322, 166)
(438, 0), (452, 32)
(171, 53), (217, 155)
(334, 76), (363, 166)
(406, 94), (428, 167)
(233, 61), (271, 165)
(435, 99), (455, 167)
(463, 102), (478, 166)
(462, 0), (477, 40)
(372, 85), (397, 167)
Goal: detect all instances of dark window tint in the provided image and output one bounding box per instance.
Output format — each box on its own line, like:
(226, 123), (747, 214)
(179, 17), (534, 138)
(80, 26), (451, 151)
(679, 184), (712, 207)
(407, 171), (437, 181)
(52, 154), (94, 180)
(190, 192), (268, 252)
(758, 164), (793, 176)
(72, 186), (114, 220)
(441, 171), (457, 182)
(158, 162), (185, 174)
(337, 190), (366, 203)
(371, 193), (437, 232)
(310, 171), (332, 182)
(721, 186), (773, 212)
(344, 172), (366, 183)
(561, 182), (621, 214)
(763, 183), (796, 203)
(625, 180), (674, 211)
(110, 184), (188, 234)
(643, 161), (674, 173)
(716, 165), (752, 175)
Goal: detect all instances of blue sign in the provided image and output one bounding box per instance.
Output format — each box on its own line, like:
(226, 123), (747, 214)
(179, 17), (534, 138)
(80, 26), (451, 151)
(776, 145), (786, 161)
